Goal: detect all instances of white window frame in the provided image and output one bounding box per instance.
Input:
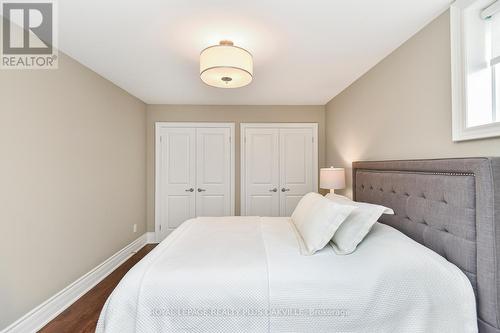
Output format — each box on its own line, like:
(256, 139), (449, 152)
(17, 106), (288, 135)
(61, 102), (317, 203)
(451, 0), (500, 141)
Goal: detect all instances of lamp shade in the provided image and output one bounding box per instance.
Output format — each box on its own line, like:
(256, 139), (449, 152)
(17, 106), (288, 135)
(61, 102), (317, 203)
(320, 167), (346, 190)
(200, 40), (253, 88)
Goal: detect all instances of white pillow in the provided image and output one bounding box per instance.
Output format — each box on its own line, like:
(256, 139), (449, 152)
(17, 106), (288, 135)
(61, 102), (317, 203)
(292, 193), (357, 255)
(326, 193), (394, 255)
(291, 192), (324, 229)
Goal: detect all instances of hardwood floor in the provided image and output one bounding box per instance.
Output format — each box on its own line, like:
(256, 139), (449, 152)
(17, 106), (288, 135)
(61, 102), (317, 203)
(39, 244), (157, 333)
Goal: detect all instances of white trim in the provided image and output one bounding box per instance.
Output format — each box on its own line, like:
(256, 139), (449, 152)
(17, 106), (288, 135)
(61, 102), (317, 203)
(155, 122), (236, 129)
(481, 0), (500, 19)
(240, 125), (247, 215)
(146, 231), (156, 243)
(239, 123), (319, 216)
(154, 122), (235, 242)
(453, 121), (500, 141)
(451, 2), (467, 142)
(2, 233), (151, 333)
(155, 122), (162, 243)
(451, 0), (500, 141)
(240, 122), (319, 129)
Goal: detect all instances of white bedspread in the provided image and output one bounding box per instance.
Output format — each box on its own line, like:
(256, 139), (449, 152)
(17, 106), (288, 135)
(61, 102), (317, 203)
(96, 216), (477, 333)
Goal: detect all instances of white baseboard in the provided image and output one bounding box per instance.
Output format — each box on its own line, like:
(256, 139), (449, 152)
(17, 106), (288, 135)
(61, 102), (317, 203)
(2, 232), (155, 333)
(146, 231), (156, 244)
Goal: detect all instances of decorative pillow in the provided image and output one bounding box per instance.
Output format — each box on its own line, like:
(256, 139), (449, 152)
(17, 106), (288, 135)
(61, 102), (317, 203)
(326, 193), (394, 255)
(292, 193), (357, 255)
(291, 192), (324, 229)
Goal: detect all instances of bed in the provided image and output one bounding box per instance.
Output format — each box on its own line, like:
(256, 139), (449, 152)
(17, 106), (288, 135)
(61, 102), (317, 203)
(97, 158), (500, 333)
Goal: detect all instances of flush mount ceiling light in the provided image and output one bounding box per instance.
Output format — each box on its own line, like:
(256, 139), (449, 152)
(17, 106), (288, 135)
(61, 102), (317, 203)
(200, 40), (253, 88)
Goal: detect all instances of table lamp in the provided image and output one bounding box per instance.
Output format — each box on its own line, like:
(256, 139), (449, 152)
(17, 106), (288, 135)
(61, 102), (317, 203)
(320, 167), (346, 194)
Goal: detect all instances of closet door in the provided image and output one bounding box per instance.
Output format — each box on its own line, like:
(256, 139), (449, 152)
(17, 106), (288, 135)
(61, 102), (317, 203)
(243, 128), (280, 216)
(158, 128), (196, 240)
(279, 128), (314, 216)
(195, 127), (232, 216)
(241, 124), (318, 217)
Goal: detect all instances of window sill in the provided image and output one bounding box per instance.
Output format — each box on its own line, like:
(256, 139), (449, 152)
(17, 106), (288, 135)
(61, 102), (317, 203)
(452, 121), (500, 142)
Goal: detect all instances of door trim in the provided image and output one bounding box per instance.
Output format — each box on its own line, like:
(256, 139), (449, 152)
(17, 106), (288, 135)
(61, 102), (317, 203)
(155, 122), (235, 242)
(240, 123), (319, 216)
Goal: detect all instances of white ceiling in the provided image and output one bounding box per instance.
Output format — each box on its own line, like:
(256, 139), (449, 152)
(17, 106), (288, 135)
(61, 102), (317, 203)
(59, 0), (452, 105)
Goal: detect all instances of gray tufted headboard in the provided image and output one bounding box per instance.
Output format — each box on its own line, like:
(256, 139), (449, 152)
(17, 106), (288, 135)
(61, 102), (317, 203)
(352, 158), (500, 333)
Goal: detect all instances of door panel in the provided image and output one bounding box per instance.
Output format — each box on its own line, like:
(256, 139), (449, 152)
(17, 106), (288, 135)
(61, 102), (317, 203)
(168, 133), (192, 184)
(196, 127), (231, 217)
(279, 128), (314, 216)
(159, 128), (196, 240)
(283, 195), (304, 217)
(197, 195), (226, 216)
(248, 195), (275, 216)
(167, 196), (192, 229)
(244, 129), (280, 216)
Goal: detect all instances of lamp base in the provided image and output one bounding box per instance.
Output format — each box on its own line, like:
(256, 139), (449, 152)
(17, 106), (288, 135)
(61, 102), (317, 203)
(329, 189), (335, 194)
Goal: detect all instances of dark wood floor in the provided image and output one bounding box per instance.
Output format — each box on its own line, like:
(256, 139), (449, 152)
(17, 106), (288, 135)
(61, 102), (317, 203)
(39, 244), (157, 333)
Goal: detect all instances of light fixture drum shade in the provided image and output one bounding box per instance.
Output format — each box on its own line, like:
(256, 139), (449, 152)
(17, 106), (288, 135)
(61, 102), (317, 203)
(320, 167), (346, 190)
(200, 41), (253, 88)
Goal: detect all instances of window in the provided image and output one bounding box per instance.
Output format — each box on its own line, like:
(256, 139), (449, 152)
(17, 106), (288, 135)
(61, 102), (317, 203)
(451, 0), (500, 141)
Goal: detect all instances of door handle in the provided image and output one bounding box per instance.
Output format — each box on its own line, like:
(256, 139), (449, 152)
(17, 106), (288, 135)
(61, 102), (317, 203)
(185, 188), (194, 192)
(269, 188), (278, 192)
(197, 188), (206, 192)
(281, 188), (290, 192)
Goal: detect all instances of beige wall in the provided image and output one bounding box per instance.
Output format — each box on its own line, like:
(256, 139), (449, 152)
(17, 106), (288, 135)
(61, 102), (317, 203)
(325, 10), (500, 198)
(0, 52), (146, 329)
(146, 105), (326, 231)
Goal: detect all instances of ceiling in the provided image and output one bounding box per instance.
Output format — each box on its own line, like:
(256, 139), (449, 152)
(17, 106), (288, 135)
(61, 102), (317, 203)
(59, 0), (452, 105)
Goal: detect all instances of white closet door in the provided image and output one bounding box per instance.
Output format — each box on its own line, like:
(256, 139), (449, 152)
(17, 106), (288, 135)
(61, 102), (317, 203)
(158, 128), (196, 240)
(244, 128), (280, 216)
(279, 128), (314, 216)
(195, 127), (231, 216)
